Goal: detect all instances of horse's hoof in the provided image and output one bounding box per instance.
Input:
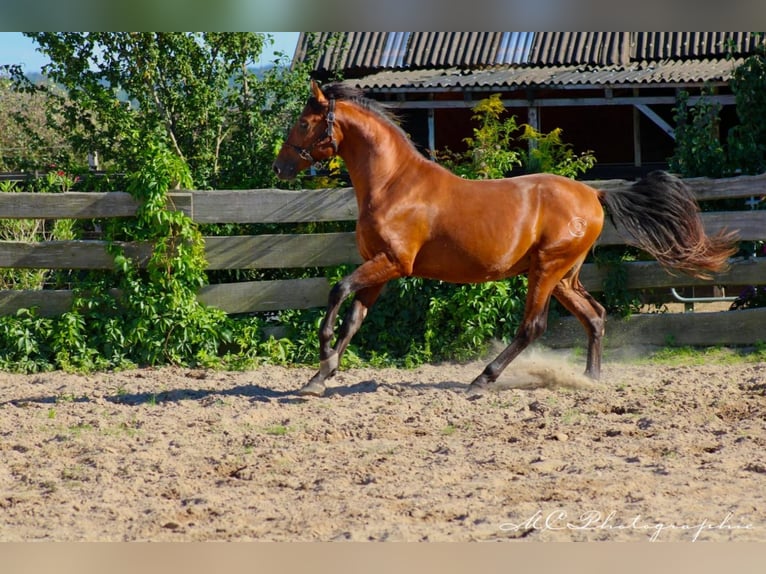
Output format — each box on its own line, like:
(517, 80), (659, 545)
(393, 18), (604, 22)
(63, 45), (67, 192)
(297, 379), (326, 397)
(464, 382), (490, 400)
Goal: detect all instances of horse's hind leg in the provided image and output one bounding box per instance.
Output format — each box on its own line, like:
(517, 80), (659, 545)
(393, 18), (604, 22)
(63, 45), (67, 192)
(552, 271), (606, 379)
(466, 264), (560, 395)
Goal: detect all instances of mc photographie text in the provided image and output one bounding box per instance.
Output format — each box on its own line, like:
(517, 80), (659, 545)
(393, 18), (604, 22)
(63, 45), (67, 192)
(499, 509), (754, 542)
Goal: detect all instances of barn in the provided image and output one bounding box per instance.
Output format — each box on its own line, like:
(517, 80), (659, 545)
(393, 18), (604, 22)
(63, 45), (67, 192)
(293, 32), (765, 179)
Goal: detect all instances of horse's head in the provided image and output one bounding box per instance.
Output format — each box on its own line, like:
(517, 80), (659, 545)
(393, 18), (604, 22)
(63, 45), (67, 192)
(273, 80), (339, 180)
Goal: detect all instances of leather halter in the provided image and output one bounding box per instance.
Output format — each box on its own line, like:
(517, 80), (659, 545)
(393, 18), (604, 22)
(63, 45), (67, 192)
(287, 98), (338, 162)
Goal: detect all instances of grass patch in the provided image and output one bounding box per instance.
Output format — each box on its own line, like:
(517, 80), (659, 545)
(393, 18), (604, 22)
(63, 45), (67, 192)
(68, 422), (94, 437)
(441, 424), (457, 436)
(263, 424), (290, 436)
(635, 344), (766, 366)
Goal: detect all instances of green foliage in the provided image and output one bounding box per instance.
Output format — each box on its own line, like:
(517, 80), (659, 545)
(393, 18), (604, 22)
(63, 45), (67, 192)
(97, 140), (228, 366)
(520, 125), (597, 178)
(669, 47), (766, 311)
(422, 279), (526, 361)
(669, 89), (727, 177)
(592, 249), (643, 318)
(727, 50), (766, 174)
(460, 94), (524, 179)
(0, 141), (265, 372)
(671, 46), (766, 178)
(4, 33), (314, 190)
(0, 33), (326, 372)
(441, 93), (596, 180)
(0, 309), (56, 372)
(331, 276), (527, 367)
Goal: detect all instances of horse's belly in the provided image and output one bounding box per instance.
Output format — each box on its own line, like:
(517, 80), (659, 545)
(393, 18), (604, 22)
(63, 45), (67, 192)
(411, 243), (530, 283)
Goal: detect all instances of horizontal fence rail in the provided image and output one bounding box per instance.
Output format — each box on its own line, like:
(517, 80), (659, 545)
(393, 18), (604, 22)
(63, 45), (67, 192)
(0, 173), (765, 346)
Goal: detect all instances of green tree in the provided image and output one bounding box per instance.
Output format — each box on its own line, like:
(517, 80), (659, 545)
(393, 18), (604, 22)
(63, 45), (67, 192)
(0, 76), (73, 171)
(727, 49), (766, 174)
(0, 33), (324, 372)
(5, 33), (313, 189)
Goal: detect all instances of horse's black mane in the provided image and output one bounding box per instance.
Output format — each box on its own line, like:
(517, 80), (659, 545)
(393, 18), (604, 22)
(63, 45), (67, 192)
(311, 83), (396, 122)
(310, 82), (410, 146)
(320, 82), (367, 104)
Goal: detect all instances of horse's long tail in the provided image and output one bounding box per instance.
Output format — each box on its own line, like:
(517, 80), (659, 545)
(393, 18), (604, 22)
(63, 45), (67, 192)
(598, 171), (738, 279)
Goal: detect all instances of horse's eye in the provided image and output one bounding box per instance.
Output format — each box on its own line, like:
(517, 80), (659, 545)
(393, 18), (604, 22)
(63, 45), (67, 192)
(299, 119), (309, 131)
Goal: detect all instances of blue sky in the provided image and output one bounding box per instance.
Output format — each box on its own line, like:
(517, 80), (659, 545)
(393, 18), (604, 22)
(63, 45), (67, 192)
(0, 32), (300, 72)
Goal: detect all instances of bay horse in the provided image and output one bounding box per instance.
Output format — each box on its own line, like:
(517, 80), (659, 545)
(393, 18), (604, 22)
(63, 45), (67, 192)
(273, 80), (737, 397)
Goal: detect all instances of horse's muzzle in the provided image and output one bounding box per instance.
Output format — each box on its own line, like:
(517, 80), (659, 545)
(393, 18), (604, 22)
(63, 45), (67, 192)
(272, 157), (297, 180)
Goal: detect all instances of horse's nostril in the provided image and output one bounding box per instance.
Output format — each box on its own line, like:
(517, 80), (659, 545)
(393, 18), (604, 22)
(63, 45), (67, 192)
(272, 163), (281, 176)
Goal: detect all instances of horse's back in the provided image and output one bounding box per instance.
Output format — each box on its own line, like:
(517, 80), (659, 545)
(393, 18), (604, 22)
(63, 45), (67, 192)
(448, 172), (603, 236)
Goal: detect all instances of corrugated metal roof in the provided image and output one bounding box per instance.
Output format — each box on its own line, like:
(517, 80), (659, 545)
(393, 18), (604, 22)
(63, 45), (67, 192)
(405, 32), (506, 67)
(380, 32), (411, 67)
(296, 32), (392, 72)
(632, 32), (763, 60)
(295, 33), (764, 90)
(495, 32), (535, 65)
(531, 32), (630, 66)
(296, 32), (765, 74)
(347, 58), (744, 91)
(296, 32), (527, 70)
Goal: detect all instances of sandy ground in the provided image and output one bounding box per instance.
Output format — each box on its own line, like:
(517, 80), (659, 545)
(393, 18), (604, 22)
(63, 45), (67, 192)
(1, 349), (765, 542)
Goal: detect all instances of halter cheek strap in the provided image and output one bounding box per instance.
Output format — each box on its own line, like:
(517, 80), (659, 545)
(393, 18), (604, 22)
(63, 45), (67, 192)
(325, 99), (338, 153)
(288, 98), (338, 161)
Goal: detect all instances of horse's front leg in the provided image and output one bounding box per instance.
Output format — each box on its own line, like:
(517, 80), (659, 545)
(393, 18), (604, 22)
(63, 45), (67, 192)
(298, 253), (402, 397)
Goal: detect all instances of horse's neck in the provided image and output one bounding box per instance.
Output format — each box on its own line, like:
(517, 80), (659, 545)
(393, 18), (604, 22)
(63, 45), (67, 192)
(339, 110), (426, 193)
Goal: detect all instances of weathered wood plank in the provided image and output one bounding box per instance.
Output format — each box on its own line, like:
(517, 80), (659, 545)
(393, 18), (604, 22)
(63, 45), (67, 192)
(197, 278), (331, 313)
(0, 192), (192, 219)
(0, 192), (138, 219)
(579, 258), (766, 292)
(590, 171), (766, 202)
(186, 179), (765, 224)
(0, 234), (362, 271)
(187, 188), (358, 223)
(543, 307), (766, 348)
(203, 233), (361, 269)
(0, 277), (332, 317)
(0, 290), (74, 317)
(0, 240), (152, 269)
(597, 210), (766, 245)
(0, 176), (762, 223)
(682, 172), (766, 202)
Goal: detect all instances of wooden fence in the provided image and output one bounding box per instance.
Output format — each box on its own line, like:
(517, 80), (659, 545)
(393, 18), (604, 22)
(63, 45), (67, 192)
(0, 173), (765, 347)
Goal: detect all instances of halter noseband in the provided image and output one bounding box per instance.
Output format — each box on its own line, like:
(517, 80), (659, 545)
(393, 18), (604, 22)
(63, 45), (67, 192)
(287, 98), (338, 162)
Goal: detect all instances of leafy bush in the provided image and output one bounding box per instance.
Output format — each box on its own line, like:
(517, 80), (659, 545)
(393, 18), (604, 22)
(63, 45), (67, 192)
(0, 174), (77, 291)
(669, 89), (727, 178)
(0, 140), (266, 373)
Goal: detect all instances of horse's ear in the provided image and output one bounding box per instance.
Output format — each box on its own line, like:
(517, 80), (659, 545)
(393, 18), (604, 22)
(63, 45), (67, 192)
(310, 80), (327, 105)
